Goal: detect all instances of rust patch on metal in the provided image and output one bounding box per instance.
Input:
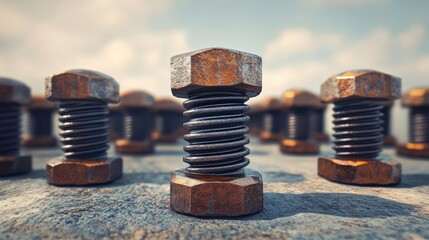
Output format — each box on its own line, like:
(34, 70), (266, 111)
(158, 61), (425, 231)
(397, 143), (429, 158)
(402, 88), (429, 107)
(280, 139), (319, 154)
(115, 139), (154, 154)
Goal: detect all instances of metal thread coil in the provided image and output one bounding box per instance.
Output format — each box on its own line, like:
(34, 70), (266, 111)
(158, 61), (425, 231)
(182, 92), (250, 176)
(410, 107), (429, 143)
(284, 108), (310, 140)
(29, 110), (53, 137)
(332, 100), (383, 159)
(124, 109), (154, 141)
(380, 106), (391, 137)
(59, 100), (109, 160)
(0, 104), (20, 156)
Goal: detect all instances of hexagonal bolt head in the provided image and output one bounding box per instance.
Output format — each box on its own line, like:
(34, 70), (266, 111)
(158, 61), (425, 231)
(45, 69), (120, 103)
(318, 156), (401, 185)
(402, 88), (429, 107)
(47, 157), (123, 185)
(0, 156), (32, 176)
(282, 89), (322, 108)
(321, 70), (401, 103)
(0, 77), (31, 105)
(171, 48), (262, 98)
(153, 98), (184, 112)
(28, 95), (56, 110)
(170, 168), (263, 217)
(261, 97), (283, 110)
(118, 90), (154, 109)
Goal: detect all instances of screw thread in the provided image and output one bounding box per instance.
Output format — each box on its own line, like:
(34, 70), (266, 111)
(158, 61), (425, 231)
(29, 110), (53, 137)
(380, 106), (391, 136)
(124, 109), (154, 141)
(410, 107), (429, 143)
(0, 104), (20, 156)
(284, 108), (311, 140)
(108, 110), (124, 139)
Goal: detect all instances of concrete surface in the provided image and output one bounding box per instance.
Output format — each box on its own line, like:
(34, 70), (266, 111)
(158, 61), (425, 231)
(1, 138), (428, 239)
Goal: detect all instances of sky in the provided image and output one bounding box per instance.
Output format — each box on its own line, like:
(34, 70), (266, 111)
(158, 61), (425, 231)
(1, 0), (428, 141)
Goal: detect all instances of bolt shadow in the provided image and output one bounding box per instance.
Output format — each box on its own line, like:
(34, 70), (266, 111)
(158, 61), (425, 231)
(262, 171), (305, 183)
(394, 173), (429, 188)
(238, 192), (415, 221)
(0, 169), (46, 181)
(112, 171), (172, 186)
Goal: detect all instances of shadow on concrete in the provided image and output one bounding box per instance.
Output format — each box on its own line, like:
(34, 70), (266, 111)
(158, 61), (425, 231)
(394, 173), (429, 188)
(239, 192), (415, 221)
(262, 171), (305, 183)
(0, 169), (46, 181)
(111, 172), (171, 186)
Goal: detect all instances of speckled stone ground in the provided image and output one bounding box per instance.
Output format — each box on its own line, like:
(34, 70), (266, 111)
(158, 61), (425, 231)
(1, 138), (428, 239)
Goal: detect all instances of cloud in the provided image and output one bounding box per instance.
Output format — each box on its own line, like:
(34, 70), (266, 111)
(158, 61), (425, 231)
(0, 0), (190, 97)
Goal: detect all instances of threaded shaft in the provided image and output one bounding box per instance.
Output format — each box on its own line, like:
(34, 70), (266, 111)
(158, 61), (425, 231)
(409, 107), (429, 143)
(29, 110), (53, 137)
(381, 106), (391, 136)
(108, 110), (123, 139)
(262, 111), (284, 133)
(332, 100), (383, 159)
(284, 108), (310, 140)
(0, 104), (20, 156)
(124, 109), (154, 141)
(313, 109), (325, 133)
(157, 112), (182, 135)
(182, 92), (250, 176)
(59, 100), (109, 160)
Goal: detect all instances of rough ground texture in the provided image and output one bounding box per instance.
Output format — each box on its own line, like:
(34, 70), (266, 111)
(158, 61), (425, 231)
(1, 139), (428, 239)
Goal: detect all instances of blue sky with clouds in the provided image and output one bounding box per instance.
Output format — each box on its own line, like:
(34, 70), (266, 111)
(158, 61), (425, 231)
(0, 0), (428, 140)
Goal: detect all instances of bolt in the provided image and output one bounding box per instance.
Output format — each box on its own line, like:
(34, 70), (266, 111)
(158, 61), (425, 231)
(311, 99), (330, 142)
(280, 89), (320, 154)
(258, 97), (284, 142)
(397, 88), (429, 158)
(108, 102), (123, 141)
(114, 90), (155, 154)
(45, 69), (122, 185)
(152, 98), (184, 143)
(170, 48), (263, 217)
(0, 77), (32, 176)
(22, 95), (57, 148)
(380, 100), (396, 146)
(318, 69), (402, 185)
(248, 102), (263, 136)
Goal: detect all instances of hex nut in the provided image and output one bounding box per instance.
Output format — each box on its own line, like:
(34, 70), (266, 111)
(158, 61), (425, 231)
(261, 97), (282, 110)
(0, 77), (31, 105)
(22, 136), (57, 148)
(0, 155), (32, 176)
(280, 139), (319, 154)
(259, 131), (282, 142)
(282, 89), (321, 108)
(318, 156), (401, 185)
(28, 95), (56, 110)
(153, 98), (184, 112)
(171, 48), (262, 98)
(397, 143), (429, 158)
(170, 168), (263, 217)
(45, 69), (120, 103)
(152, 131), (178, 143)
(321, 69), (401, 103)
(402, 88), (429, 107)
(119, 90), (154, 109)
(115, 139), (154, 154)
(46, 157), (123, 185)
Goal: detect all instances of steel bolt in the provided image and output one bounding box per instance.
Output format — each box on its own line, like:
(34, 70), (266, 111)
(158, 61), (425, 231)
(318, 69), (402, 185)
(280, 89), (320, 154)
(108, 103), (123, 141)
(115, 90), (155, 154)
(45, 69), (123, 185)
(23, 95), (57, 148)
(152, 98), (184, 143)
(311, 99), (330, 143)
(0, 77), (32, 176)
(258, 97), (284, 142)
(170, 48), (263, 217)
(380, 100), (396, 146)
(248, 102), (264, 136)
(397, 88), (429, 158)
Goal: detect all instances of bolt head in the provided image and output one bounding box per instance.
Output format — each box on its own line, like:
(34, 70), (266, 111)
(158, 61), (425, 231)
(261, 97), (282, 110)
(282, 89), (322, 108)
(0, 77), (31, 105)
(321, 69), (401, 103)
(402, 88), (429, 107)
(119, 90), (154, 109)
(45, 69), (120, 103)
(171, 48), (262, 98)
(28, 95), (56, 110)
(0, 155), (32, 176)
(153, 98), (184, 112)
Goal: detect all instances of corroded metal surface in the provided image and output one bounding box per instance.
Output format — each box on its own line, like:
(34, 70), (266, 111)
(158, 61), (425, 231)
(0, 155), (32, 176)
(280, 139), (319, 154)
(282, 89), (321, 108)
(27, 95), (56, 110)
(402, 88), (429, 107)
(0, 77), (31, 105)
(118, 91), (155, 109)
(397, 143), (429, 158)
(115, 139), (155, 154)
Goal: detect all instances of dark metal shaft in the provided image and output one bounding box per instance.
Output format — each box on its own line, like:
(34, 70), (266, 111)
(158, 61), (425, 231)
(409, 107), (429, 143)
(381, 106), (391, 137)
(29, 110), (53, 137)
(182, 92), (250, 176)
(284, 108), (311, 140)
(0, 104), (20, 156)
(124, 108), (154, 141)
(109, 110), (123, 139)
(156, 111), (182, 135)
(313, 109), (325, 133)
(262, 110), (284, 134)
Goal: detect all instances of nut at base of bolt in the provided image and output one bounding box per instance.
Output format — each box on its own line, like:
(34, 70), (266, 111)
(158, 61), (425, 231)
(22, 135), (57, 148)
(115, 139), (154, 154)
(47, 157), (123, 186)
(109, 132), (121, 141)
(397, 143), (429, 158)
(0, 155), (32, 176)
(259, 131), (282, 142)
(312, 132), (330, 143)
(383, 136), (396, 147)
(152, 132), (178, 143)
(280, 139), (319, 154)
(318, 156), (401, 185)
(170, 168), (263, 217)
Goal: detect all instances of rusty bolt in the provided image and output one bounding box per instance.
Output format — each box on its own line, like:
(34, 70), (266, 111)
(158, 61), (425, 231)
(258, 97), (284, 142)
(248, 102), (264, 136)
(380, 100), (396, 146)
(45, 69), (122, 186)
(311, 99), (330, 143)
(280, 89), (320, 154)
(0, 77), (32, 176)
(318, 70), (402, 185)
(108, 102), (123, 141)
(152, 98), (184, 143)
(23, 95), (57, 148)
(170, 48), (263, 217)
(114, 90), (155, 154)
(397, 87), (429, 158)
